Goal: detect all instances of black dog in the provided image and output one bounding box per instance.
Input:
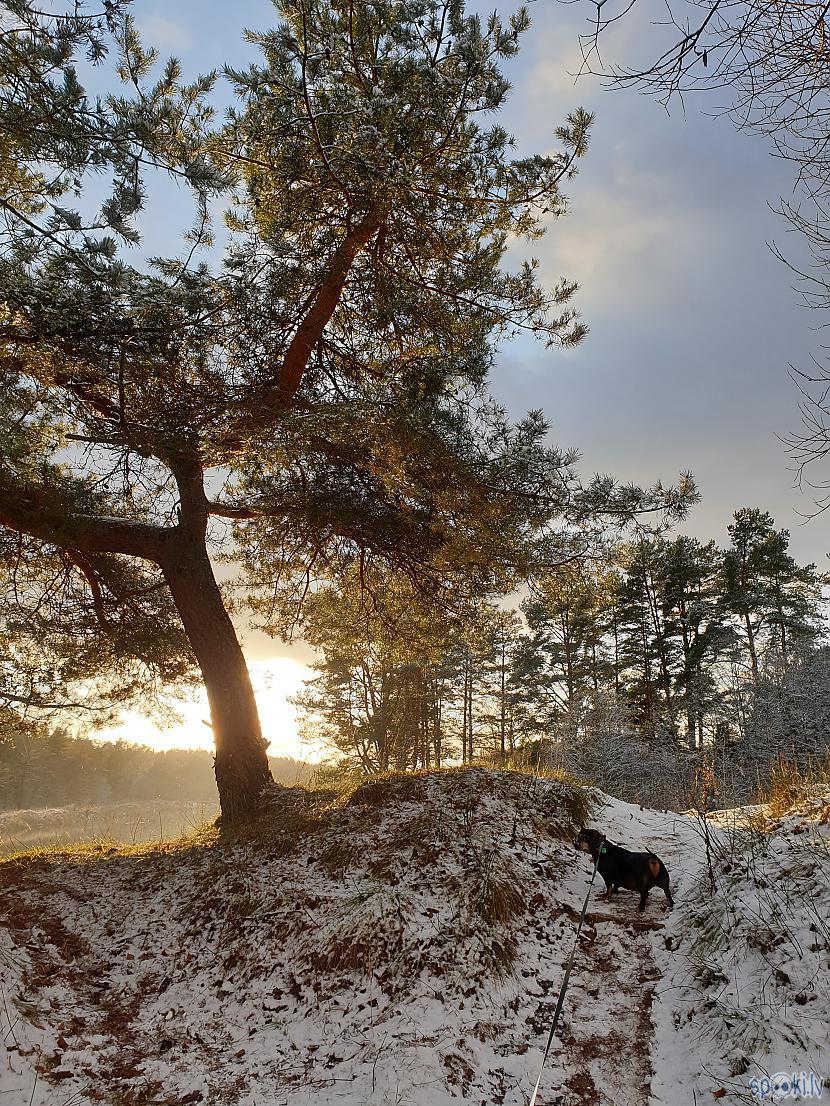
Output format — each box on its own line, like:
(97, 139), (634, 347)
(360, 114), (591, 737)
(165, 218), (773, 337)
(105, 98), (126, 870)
(573, 827), (674, 913)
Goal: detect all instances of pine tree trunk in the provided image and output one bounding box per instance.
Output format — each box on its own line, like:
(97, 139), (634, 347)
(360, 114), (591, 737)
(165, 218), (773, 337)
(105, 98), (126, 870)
(467, 659), (474, 762)
(612, 612), (620, 695)
(162, 541), (273, 823)
(687, 698), (697, 750)
(777, 604), (789, 668)
(433, 676), (442, 767)
(500, 643), (507, 761)
(562, 611), (574, 706)
(378, 670), (390, 772)
(461, 651), (469, 764)
(744, 614), (760, 685)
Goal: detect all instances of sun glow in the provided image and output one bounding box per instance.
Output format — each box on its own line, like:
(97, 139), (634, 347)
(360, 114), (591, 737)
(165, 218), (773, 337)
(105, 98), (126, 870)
(97, 657), (324, 763)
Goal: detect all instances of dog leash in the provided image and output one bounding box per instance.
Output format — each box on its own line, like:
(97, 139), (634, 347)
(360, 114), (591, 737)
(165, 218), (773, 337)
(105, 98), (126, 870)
(527, 843), (603, 1106)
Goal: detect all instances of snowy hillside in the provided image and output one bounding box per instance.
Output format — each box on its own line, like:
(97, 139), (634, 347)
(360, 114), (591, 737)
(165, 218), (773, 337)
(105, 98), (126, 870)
(1, 768), (827, 1105)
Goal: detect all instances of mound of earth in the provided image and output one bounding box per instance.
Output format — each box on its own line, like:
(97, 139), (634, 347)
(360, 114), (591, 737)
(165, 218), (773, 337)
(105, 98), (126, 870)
(1, 768), (825, 1105)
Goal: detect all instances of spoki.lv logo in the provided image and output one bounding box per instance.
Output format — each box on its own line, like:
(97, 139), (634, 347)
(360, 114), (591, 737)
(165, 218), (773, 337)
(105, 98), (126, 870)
(750, 1072), (824, 1101)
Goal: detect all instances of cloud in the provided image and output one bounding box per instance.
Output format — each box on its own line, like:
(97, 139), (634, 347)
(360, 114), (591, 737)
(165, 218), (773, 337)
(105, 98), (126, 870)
(138, 14), (193, 53)
(497, 19), (711, 313)
(504, 153), (709, 321)
(524, 40), (588, 102)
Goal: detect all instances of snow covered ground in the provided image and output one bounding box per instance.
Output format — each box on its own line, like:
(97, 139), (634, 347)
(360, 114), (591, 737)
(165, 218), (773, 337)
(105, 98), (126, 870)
(0, 767), (827, 1105)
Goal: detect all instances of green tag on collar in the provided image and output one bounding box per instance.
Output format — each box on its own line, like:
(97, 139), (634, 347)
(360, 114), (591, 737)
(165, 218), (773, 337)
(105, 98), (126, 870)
(600, 844), (606, 854)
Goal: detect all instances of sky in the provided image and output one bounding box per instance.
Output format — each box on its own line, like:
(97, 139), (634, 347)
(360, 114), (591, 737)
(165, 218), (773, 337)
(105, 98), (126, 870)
(98, 0), (830, 757)
(96, 656), (324, 761)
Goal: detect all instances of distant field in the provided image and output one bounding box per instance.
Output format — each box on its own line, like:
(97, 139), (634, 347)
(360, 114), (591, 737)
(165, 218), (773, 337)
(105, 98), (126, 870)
(0, 800), (219, 856)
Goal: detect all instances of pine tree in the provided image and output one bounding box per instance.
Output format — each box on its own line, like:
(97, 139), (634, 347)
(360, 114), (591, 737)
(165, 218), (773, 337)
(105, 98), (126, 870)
(612, 538), (679, 735)
(720, 508), (823, 685)
(1, 2), (693, 820)
(465, 606), (526, 763)
(662, 535), (730, 749)
(292, 566), (452, 773)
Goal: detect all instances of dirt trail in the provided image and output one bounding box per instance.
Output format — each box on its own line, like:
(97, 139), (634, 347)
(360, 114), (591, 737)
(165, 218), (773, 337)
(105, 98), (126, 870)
(532, 899), (665, 1106)
(532, 802), (700, 1106)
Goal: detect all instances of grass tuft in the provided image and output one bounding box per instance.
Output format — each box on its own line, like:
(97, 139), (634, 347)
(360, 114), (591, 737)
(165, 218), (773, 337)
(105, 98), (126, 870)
(473, 873), (526, 925)
(346, 772), (429, 808)
(752, 754), (830, 819)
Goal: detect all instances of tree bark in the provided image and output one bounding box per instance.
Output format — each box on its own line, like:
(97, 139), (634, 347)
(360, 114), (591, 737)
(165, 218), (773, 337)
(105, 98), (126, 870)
(1, 469), (275, 821)
(744, 613), (760, 686)
(433, 675), (442, 767)
(466, 658), (474, 762)
(162, 540), (273, 822)
(500, 642), (507, 761)
(258, 209), (383, 408)
(687, 699), (697, 750)
(461, 650), (468, 764)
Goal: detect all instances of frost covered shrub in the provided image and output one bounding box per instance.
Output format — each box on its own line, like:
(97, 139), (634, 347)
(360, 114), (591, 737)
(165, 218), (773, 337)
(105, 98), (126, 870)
(742, 647), (830, 780)
(535, 694), (700, 810)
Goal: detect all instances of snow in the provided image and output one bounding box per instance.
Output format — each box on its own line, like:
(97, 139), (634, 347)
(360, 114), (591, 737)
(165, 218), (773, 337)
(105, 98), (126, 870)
(1, 768), (827, 1105)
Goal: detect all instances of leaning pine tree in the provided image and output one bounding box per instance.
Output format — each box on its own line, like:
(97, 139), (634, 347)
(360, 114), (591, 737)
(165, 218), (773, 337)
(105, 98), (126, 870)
(0, 0), (692, 821)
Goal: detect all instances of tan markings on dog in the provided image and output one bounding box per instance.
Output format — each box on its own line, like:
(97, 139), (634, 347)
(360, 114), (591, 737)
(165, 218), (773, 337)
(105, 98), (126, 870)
(648, 858), (660, 878)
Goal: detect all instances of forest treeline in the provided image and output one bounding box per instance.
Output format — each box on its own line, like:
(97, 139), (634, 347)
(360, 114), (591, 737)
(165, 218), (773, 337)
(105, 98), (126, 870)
(296, 508), (829, 807)
(3, 506), (826, 814)
(0, 727), (312, 812)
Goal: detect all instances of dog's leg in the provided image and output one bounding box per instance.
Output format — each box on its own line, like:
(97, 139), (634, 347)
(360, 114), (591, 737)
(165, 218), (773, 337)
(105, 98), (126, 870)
(659, 872), (674, 910)
(638, 889), (648, 913)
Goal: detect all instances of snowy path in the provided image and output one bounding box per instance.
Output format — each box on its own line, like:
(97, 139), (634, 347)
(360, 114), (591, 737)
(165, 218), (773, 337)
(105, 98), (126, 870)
(529, 797), (705, 1106)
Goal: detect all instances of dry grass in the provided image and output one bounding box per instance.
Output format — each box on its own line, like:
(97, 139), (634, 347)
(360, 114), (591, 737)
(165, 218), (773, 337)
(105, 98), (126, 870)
(473, 932), (518, 977)
(0, 800), (219, 858)
(311, 934), (376, 974)
(473, 872), (526, 926)
(318, 838), (361, 878)
(0, 821), (220, 873)
(534, 767), (593, 828)
(224, 782), (338, 854)
(753, 754), (830, 819)
(346, 771), (429, 808)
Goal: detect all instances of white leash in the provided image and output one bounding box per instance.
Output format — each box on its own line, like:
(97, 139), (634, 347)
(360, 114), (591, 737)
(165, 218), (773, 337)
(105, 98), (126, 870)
(528, 847), (601, 1106)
